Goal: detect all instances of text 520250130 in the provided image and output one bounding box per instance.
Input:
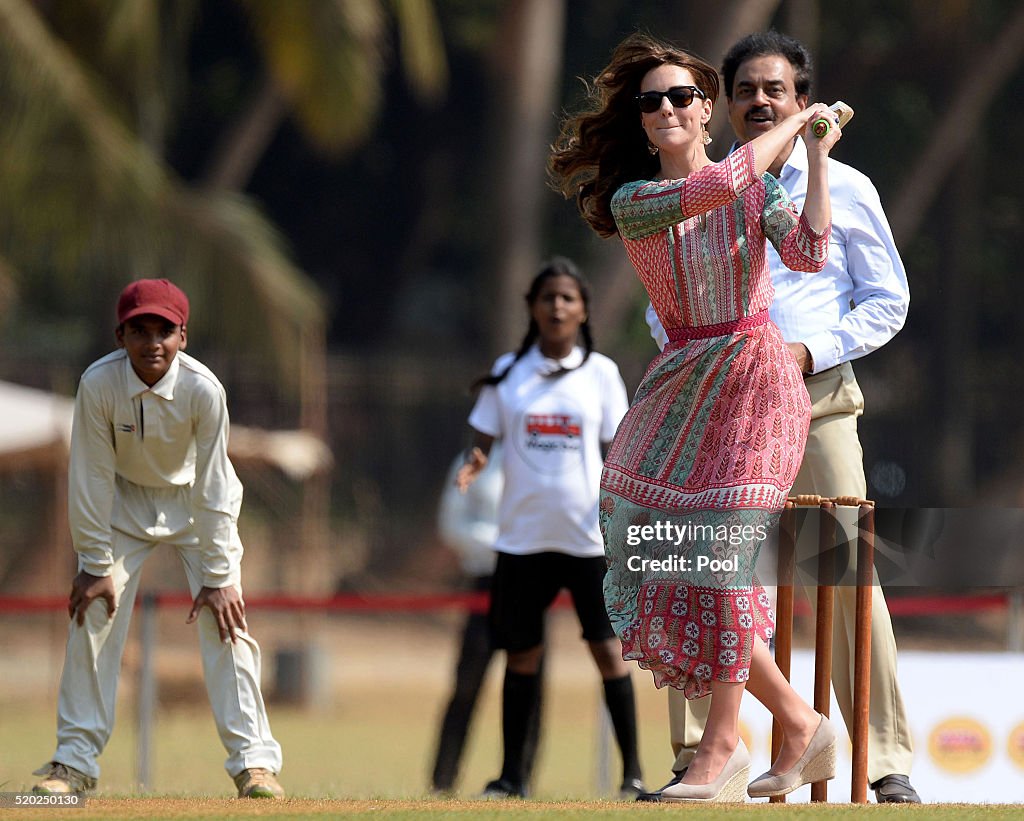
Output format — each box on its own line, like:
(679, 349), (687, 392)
(0, 793), (86, 807)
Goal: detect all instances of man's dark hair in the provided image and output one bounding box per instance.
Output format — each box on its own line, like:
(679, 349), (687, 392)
(721, 31), (814, 100)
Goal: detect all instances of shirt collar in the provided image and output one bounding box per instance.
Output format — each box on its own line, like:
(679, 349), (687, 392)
(780, 135), (809, 179)
(122, 351), (180, 400)
(529, 344), (584, 375)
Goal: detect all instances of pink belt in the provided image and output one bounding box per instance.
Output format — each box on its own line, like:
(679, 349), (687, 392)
(665, 309), (770, 345)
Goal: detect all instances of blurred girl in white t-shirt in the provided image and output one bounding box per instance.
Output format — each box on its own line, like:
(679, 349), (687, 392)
(457, 257), (643, 799)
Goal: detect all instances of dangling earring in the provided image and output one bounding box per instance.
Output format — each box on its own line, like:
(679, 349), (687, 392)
(702, 124), (712, 146)
(647, 141), (660, 155)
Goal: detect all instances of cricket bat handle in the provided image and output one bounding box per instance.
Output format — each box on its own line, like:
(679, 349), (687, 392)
(812, 101), (854, 138)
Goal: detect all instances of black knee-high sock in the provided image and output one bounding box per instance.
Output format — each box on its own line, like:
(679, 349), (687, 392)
(500, 669), (541, 788)
(603, 674), (642, 782)
(520, 655), (544, 788)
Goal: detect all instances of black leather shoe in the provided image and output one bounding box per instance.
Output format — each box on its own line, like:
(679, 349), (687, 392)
(871, 774), (921, 803)
(479, 778), (525, 799)
(635, 771), (684, 803)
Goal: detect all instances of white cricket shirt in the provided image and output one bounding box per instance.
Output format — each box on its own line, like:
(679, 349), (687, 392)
(68, 349), (243, 587)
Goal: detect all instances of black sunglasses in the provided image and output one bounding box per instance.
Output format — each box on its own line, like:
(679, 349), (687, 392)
(635, 85), (707, 113)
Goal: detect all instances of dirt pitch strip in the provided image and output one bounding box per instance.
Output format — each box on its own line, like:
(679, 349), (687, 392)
(2, 799), (1022, 821)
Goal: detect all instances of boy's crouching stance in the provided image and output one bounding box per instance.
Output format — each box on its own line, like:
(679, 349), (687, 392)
(33, 279), (283, 798)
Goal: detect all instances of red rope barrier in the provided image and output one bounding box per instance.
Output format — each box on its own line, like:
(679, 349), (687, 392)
(0, 591), (1009, 616)
(784, 594), (1011, 618)
(0, 592), (496, 614)
(885, 594), (1009, 616)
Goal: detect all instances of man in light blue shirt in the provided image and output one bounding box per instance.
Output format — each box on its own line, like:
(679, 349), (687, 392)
(642, 31), (918, 804)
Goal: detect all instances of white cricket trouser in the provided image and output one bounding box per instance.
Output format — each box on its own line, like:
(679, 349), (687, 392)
(52, 527), (282, 780)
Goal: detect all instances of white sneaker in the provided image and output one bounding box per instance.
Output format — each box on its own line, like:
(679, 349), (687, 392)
(233, 767), (285, 799)
(32, 762), (96, 795)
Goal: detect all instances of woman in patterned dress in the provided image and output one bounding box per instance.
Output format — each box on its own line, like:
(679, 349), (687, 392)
(549, 34), (842, 802)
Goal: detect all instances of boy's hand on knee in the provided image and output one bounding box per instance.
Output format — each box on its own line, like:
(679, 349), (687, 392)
(68, 571), (116, 624)
(187, 585), (247, 643)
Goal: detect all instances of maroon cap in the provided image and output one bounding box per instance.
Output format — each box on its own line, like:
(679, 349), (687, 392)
(117, 278), (190, 326)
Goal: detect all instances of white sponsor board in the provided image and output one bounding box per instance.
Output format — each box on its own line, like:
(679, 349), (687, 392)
(736, 650), (1024, 803)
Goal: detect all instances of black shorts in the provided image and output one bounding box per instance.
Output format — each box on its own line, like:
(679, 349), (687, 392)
(489, 551), (615, 652)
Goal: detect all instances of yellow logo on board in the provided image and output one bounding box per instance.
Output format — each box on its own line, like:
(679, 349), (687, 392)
(929, 717), (992, 774)
(1007, 722), (1024, 771)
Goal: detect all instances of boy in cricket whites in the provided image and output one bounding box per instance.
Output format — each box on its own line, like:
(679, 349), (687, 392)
(34, 278), (284, 799)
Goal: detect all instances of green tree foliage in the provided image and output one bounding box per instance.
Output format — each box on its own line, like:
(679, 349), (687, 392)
(0, 0), (446, 397)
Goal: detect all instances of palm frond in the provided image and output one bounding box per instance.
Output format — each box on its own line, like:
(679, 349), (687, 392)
(390, 0), (448, 103)
(240, 0), (447, 154)
(240, 0), (386, 154)
(0, 0), (324, 391)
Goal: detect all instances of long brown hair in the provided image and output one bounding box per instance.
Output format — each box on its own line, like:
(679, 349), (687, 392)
(548, 33), (719, 238)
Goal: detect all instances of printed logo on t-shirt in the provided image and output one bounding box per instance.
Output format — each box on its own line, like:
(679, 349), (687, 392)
(526, 414), (580, 439)
(513, 390), (586, 475)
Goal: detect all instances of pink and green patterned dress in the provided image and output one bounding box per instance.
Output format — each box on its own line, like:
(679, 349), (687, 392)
(601, 143), (829, 697)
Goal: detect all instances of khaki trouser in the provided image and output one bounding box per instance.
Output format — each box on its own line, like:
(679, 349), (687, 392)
(666, 362), (914, 783)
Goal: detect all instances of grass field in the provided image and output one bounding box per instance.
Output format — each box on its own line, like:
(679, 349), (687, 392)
(3, 798), (1024, 820)
(1, 608), (1020, 819)
(5, 608), (708, 800)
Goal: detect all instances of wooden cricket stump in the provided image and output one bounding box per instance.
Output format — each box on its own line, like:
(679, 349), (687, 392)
(771, 496), (874, 804)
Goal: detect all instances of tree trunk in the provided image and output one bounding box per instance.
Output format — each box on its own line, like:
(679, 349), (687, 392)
(488, 0), (567, 354)
(889, 2), (1024, 245)
(202, 80), (288, 191)
(938, 152), (979, 502)
(783, 0), (820, 69)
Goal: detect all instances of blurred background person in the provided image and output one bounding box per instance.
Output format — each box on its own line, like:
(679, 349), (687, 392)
(457, 258), (643, 800)
(430, 443), (543, 794)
